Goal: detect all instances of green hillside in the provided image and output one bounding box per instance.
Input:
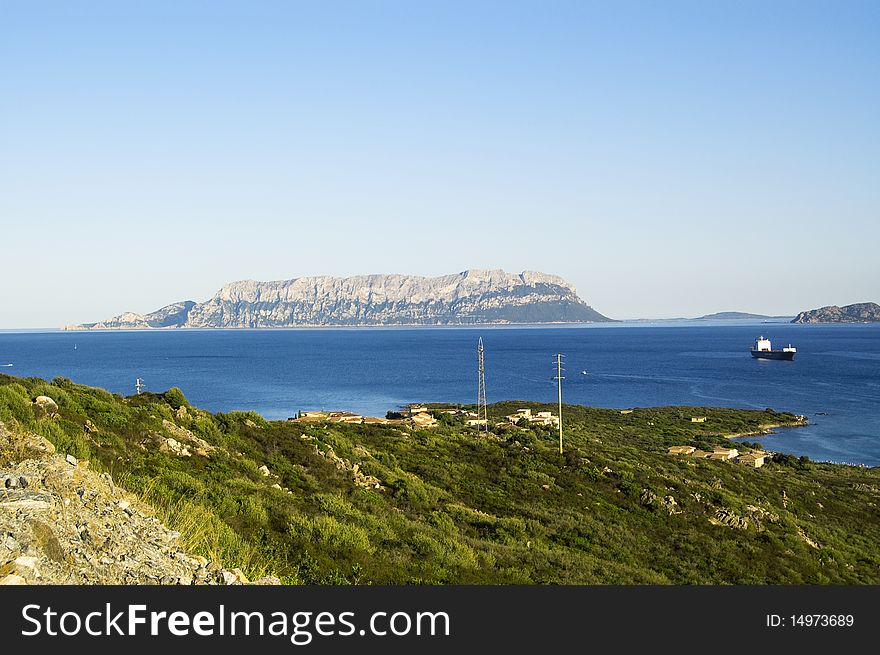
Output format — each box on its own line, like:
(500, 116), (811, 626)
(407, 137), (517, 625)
(2, 374), (878, 584)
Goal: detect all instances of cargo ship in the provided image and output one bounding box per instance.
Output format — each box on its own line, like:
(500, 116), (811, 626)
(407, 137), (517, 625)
(750, 336), (796, 361)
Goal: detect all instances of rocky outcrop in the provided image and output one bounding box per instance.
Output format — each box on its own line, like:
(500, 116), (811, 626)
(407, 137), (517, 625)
(159, 419), (216, 458)
(68, 301), (197, 330)
(32, 396), (59, 420)
(302, 434), (384, 490)
(708, 508), (750, 530)
(792, 302), (880, 324)
(0, 422), (279, 585)
(639, 489), (681, 515)
(66, 270), (611, 329)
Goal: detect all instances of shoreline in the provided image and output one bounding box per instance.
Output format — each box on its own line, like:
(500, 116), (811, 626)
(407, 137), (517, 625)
(725, 420), (810, 440)
(6, 320), (880, 333)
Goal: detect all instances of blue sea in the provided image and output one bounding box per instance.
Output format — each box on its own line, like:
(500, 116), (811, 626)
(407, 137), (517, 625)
(1, 321), (879, 466)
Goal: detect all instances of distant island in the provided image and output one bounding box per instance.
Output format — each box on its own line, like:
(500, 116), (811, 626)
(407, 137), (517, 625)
(792, 302), (880, 324)
(696, 311), (793, 321)
(65, 269), (612, 329)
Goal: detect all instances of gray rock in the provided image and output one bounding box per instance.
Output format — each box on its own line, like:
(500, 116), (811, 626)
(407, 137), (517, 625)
(709, 508), (750, 530)
(14, 555), (40, 571)
(0, 574), (27, 585)
(640, 489), (659, 507)
(252, 575), (282, 585)
(33, 396), (59, 418)
(792, 302), (880, 324)
(0, 421), (280, 587)
(70, 270), (612, 329)
(0, 491), (54, 511)
(161, 420), (214, 457)
(230, 568), (249, 584)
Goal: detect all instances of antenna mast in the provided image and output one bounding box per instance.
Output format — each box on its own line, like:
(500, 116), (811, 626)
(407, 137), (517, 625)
(477, 337), (488, 432)
(554, 354), (564, 454)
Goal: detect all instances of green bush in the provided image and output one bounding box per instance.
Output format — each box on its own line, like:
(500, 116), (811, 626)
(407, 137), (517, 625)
(163, 387), (190, 409)
(0, 384), (33, 425)
(31, 383), (72, 408)
(288, 514), (374, 556)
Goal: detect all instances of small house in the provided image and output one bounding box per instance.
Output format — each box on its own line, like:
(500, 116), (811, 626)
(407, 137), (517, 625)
(328, 412), (364, 424)
(505, 409), (532, 423)
(710, 447), (739, 461)
(297, 410), (329, 420)
(410, 412), (438, 428)
(737, 452), (767, 468)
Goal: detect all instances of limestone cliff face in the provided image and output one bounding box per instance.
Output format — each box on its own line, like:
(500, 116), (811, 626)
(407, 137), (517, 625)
(68, 270), (611, 329)
(68, 301), (197, 330)
(791, 302), (880, 324)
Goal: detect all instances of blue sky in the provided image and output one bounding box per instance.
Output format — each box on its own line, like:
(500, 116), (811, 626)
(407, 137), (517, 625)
(1, 0), (878, 327)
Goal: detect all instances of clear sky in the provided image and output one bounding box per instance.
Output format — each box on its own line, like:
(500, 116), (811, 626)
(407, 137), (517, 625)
(2, 0), (878, 328)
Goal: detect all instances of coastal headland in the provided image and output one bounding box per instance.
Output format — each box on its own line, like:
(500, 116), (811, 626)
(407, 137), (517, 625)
(2, 374), (878, 585)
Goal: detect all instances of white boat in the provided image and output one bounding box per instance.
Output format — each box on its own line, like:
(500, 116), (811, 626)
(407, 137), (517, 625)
(750, 336), (796, 361)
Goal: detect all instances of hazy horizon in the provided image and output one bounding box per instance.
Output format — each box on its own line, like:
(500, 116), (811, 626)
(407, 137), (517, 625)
(2, 1), (878, 329)
(3, 265), (877, 328)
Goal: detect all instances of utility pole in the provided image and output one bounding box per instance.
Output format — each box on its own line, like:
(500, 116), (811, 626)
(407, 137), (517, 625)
(477, 337), (488, 432)
(555, 354), (564, 454)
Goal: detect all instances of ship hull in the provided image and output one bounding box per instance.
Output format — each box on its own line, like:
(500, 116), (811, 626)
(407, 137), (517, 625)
(750, 350), (795, 361)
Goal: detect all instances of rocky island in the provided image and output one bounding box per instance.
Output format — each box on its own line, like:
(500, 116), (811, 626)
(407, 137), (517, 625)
(66, 269), (610, 329)
(696, 311), (792, 320)
(791, 302), (880, 324)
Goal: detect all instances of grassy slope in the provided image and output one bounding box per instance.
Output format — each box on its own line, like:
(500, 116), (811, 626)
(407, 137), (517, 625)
(2, 374), (878, 584)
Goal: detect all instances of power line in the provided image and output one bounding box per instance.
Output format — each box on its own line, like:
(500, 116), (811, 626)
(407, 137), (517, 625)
(477, 337), (488, 432)
(554, 354), (564, 454)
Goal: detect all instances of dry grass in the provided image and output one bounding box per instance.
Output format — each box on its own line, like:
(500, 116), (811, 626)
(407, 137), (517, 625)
(117, 474), (275, 581)
(0, 421), (39, 467)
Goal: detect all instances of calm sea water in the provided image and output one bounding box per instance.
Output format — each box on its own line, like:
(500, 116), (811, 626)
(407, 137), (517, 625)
(1, 322), (879, 466)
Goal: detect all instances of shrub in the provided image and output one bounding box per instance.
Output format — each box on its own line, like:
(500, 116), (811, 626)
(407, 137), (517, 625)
(314, 493), (356, 519)
(163, 387), (190, 409)
(288, 514), (374, 556)
(0, 385), (34, 425)
(31, 383), (72, 408)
